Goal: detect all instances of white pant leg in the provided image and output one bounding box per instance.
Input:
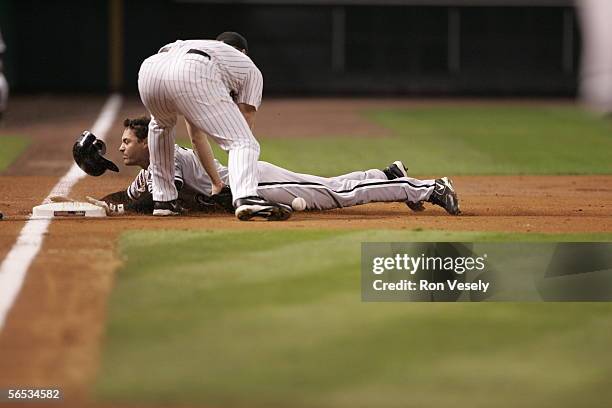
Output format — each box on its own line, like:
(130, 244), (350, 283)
(147, 116), (178, 201)
(0, 72), (8, 112)
(329, 169), (387, 181)
(255, 162), (435, 210)
(227, 140), (260, 201)
(170, 56), (260, 201)
(138, 55), (179, 201)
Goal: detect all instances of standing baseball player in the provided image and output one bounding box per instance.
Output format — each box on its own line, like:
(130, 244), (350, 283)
(0, 26), (9, 121)
(88, 117), (459, 216)
(137, 31), (291, 220)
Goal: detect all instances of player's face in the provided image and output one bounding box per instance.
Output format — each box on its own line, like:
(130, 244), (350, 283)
(119, 128), (148, 167)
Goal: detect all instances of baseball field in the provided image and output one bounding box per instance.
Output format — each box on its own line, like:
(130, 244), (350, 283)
(1, 96), (611, 408)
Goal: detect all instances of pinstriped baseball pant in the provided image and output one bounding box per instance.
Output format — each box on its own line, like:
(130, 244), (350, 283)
(0, 72), (7, 113)
(254, 162), (435, 210)
(138, 51), (260, 203)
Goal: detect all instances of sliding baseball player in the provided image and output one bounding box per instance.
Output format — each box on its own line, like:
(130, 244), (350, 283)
(84, 116), (459, 217)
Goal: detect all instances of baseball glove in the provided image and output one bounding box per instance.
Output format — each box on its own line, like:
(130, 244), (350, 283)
(196, 186), (234, 213)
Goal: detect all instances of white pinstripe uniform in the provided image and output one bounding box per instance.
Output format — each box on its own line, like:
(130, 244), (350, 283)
(127, 145), (435, 210)
(137, 39), (263, 203)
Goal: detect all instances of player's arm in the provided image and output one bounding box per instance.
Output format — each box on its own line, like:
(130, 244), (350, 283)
(185, 119), (225, 195)
(99, 190), (154, 214)
(236, 67), (263, 130)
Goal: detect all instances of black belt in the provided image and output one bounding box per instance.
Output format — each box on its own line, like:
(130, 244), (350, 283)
(186, 49), (211, 59)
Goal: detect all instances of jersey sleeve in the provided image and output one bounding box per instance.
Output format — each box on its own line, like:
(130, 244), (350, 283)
(236, 67), (263, 110)
(126, 169), (151, 201)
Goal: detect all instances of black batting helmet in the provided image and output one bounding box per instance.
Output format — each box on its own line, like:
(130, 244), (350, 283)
(73, 131), (119, 176)
(216, 31), (248, 53)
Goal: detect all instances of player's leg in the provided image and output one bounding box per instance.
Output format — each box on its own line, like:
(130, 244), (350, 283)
(329, 160), (407, 182)
(178, 100), (259, 195)
(255, 162), (459, 214)
(172, 59), (290, 220)
(254, 162), (425, 209)
(329, 169), (387, 181)
(327, 160), (428, 211)
(137, 56), (181, 214)
(189, 105), (290, 220)
(147, 115), (178, 202)
(168, 56), (260, 200)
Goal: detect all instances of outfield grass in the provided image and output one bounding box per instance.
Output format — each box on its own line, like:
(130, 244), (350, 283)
(95, 230), (612, 408)
(0, 136), (29, 171)
(198, 105), (612, 176)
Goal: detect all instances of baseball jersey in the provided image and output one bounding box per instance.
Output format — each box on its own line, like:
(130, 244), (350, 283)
(157, 39), (263, 109)
(127, 145), (229, 200)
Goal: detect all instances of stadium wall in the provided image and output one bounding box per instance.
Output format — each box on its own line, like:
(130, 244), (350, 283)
(1, 0), (580, 96)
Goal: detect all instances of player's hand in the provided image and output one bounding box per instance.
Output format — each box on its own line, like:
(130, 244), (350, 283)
(211, 181), (225, 196)
(210, 185), (234, 212)
(86, 196), (125, 216)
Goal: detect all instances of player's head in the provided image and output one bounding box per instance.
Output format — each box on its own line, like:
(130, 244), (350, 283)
(216, 31), (248, 54)
(120, 116), (150, 168)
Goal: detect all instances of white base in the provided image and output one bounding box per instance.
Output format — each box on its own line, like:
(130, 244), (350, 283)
(32, 202), (106, 218)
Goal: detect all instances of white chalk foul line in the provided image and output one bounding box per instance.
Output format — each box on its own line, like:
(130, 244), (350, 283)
(0, 93), (123, 330)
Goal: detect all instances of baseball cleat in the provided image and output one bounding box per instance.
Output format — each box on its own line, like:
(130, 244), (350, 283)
(406, 200), (426, 212)
(153, 200), (184, 216)
(383, 160), (408, 180)
(234, 196), (292, 221)
(427, 177), (460, 215)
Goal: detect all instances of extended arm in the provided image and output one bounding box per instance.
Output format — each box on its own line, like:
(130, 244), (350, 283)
(185, 119), (225, 195)
(101, 190), (153, 214)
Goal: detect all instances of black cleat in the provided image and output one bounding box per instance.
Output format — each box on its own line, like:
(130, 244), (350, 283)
(382, 160), (408, 180)
(427, 177), (460, 215)
(406, 201), (426, 212)
(153, 200), (184, 216)
(234, 196), (292, 221)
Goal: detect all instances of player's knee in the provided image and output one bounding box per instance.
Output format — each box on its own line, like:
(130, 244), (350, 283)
(234, 138), (259, 153)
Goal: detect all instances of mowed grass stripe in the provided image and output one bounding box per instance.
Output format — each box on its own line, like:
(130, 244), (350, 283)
(191, 106), (612, 176)
(96, 230), (612, 407)
(367, 106), (612, 175)
(0, 136), (30, 171)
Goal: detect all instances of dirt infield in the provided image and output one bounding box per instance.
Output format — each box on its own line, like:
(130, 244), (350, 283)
(0, 96), (611, 407)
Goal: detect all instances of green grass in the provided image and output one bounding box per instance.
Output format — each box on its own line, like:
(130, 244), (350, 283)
(95, 230), (612, 407)
(0, 136), (29, 171)
(183, 106), (612, 176)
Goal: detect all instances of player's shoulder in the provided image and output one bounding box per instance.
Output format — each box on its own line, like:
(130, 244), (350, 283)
(185, 39), (232, 52)
(157, 40), (184, 53)
(191, 39), (255, 63)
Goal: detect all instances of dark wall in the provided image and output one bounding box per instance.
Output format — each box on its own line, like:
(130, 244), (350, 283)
(1, 0), (580, 95)
(122, 2), (334, 95)
(1, 0), (108, 92)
